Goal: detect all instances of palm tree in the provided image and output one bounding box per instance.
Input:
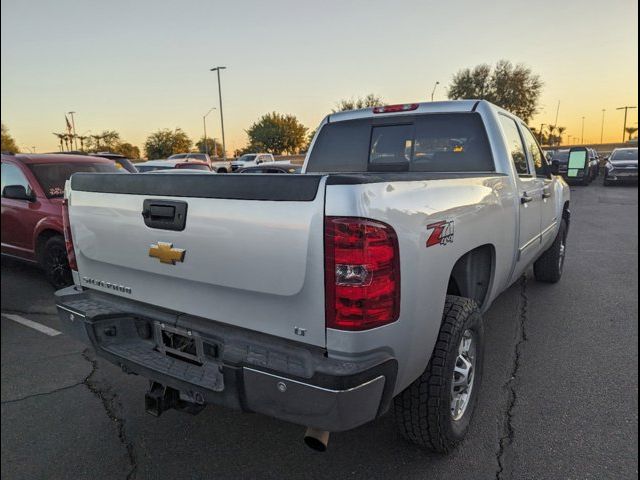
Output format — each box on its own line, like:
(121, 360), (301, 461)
(52, 132), (66, 151)
(77, 135), (89, 151)
(557, 126), (566, 146)
(91, 134), (104, 151)
(625, 127), (638, 141)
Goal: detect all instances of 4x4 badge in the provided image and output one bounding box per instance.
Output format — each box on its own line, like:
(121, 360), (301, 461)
(426, 220), (455, 247)
(149, 242), (186, 264)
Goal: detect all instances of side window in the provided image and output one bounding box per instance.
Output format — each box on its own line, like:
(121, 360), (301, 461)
(1, 162), (32, 196)
(498, 115), (529, 176)
(520, 125), (549, 177)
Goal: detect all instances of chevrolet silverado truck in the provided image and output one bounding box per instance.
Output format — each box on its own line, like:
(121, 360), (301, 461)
(54, 100), (571, 453)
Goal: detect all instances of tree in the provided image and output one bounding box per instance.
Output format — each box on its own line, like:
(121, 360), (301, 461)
(556, 126), (566, 145)
(52, 133), (66, 151)
(144, 128), (193, 159)
(195, 137), (224, 158)
(87, 130), (121, 152)
(113, 142), (141, 159)
(333, 94), (384, 112)
(448, 60), (543, 122)
(1, 124), (19, 153)
(625, 126), (638, 141)
(245, 113), (308, 155)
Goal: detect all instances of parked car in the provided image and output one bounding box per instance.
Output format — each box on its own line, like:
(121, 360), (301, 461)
(55, 100), (570, 453)
(238, 163), (301, 174)
(549, 148), (594, 185)
(168, 153), (231, 173)
(230, 153), (275, 171)
(603, 147), (638, 185)
(1, 153), (119, 287)
(135, 159), (212, 172)
(89, 152), (139, 173)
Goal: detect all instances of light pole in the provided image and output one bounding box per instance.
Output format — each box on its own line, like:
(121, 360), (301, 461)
(430, 81), (440, 102)
(210, 66), (227, 158)
(600, 109), (606, 144)
(581, 116), (585, 144)
(617, 106), (637, 142)
(539, 123), (546, 143)
(202, 107), (216, 157)
(68, 111), (78, 150)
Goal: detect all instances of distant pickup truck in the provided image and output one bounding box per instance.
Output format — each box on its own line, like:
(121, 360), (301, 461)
(55, 100), (571, 453)
(230, 153), (275, 171)
(168, 153), (231, 173)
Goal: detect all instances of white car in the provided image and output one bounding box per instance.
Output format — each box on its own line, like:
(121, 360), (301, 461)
(230, 153), (275, 171)
(56, 100), (570, 453)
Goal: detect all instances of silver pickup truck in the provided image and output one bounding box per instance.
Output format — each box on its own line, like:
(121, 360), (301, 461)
(55, 100), (571, 453)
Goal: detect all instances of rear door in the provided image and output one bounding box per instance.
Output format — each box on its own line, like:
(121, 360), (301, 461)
(520, 125), (559, 248)
(68, 173), (328, 347)
(498, 115), (543, 268)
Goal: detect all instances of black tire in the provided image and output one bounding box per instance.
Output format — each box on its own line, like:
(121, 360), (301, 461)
(40, 236), (73, 288)
(216, 168), (227, 173)
(394, 295), (484, 453)
(581, 173), (590, 186)
(533, 219), (567, 283)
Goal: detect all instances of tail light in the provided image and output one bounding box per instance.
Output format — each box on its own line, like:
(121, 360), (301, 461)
(373, 103), (419, 114)
(62, 199), (78, 271)
(325, 217), (400, 331)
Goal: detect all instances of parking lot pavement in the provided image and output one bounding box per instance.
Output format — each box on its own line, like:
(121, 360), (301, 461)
(1, 181), (637, 480)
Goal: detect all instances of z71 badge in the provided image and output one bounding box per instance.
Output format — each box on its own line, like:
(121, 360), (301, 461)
(426, 220), (455, 247)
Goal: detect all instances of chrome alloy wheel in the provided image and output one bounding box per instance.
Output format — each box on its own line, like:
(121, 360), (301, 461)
(558, 235), (567, 274)
(451, 329), (476, 421)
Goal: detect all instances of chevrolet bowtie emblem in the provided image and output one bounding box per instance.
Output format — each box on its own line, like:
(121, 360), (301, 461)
(148, 242), (186, 265)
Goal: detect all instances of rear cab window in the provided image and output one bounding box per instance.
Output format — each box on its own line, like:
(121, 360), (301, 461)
(306, 113), (495, 173)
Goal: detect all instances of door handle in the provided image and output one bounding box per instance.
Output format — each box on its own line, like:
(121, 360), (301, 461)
(542, 188), (552, 199)
(521, 193), (533, 204)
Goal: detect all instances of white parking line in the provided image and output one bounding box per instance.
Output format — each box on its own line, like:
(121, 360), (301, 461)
(2, 313), (62, 337)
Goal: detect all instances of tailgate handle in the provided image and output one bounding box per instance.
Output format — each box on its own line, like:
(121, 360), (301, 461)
(142, 200), (188, 231)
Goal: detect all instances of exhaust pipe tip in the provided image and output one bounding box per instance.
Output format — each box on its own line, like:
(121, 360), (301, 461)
(304, 427), (330, 452)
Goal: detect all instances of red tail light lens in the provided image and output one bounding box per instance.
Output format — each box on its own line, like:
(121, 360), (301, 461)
(373, 103), (419, 114)
(325, 217), (400, 331)
(62, 199), (78, 271)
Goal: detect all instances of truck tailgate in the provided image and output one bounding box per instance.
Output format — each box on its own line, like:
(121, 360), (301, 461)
(67, 173), (328, 347)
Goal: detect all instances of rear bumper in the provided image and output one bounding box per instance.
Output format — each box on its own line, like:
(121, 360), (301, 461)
(54, 286), (396, 432)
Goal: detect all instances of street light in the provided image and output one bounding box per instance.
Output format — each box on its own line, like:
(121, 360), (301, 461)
(616, 105), (637, 142)
(68, 111), (78, 150)
(210, 66), (227, 158)
(600, 109), (606, 144)
(202, 107), (217, 157)
(581, 116), (585, 145)
(430, 81), (440, 102)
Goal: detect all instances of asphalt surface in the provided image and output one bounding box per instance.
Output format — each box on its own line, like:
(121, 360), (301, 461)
(1, 179), (638, 480)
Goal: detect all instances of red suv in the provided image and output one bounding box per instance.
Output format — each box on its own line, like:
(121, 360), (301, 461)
(1, 153), (119, 287)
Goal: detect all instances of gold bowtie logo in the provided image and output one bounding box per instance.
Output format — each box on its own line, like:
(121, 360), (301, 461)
(148, 242), (186, 265)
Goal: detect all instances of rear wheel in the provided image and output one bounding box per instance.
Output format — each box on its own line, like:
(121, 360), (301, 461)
(533, 220), (567, 283)
(394, 295), (484, 453)
(40, 236), (72, 288)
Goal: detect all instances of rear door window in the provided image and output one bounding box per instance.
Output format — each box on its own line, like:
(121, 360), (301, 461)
(498, 115), (530, 176)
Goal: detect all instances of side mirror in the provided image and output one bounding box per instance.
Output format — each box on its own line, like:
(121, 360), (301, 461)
(2, 185), (35, 201)
(549, 160), (560, 175)
(567, 147), (589, 178)
(545, 152), (553, 162)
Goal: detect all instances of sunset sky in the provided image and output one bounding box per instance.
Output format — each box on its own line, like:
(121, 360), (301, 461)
(1, 0), (638, 155)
